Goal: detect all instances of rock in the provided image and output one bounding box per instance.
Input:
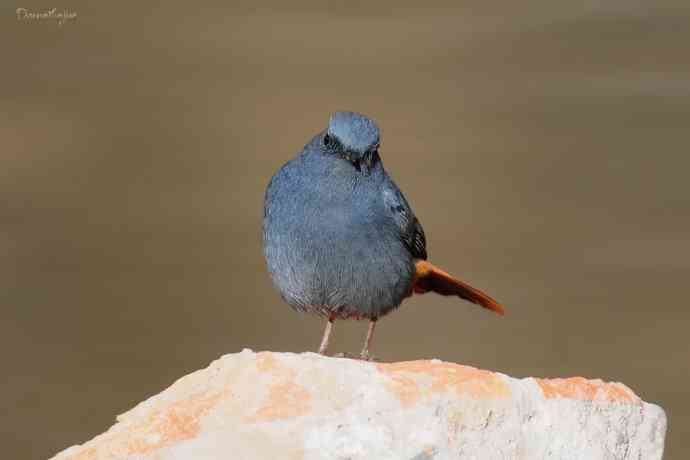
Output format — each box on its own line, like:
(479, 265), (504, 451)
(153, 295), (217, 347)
(51, 350), (666, 460)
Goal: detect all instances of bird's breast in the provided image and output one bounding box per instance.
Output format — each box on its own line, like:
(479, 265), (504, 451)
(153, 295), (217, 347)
(263, 168), (414, 318)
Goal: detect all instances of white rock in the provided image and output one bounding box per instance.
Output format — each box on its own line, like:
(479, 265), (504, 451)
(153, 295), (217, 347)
(50, 351), (666, 460)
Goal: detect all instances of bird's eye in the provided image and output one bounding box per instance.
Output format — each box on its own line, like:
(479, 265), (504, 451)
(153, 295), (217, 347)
(323, 134), (331, 147)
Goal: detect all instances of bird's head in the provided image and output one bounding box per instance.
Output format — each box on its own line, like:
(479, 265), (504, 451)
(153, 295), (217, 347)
(323, 111), (380, 172)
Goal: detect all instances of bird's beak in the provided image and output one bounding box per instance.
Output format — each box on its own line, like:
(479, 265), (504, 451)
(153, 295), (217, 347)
(344, 151), (373, 173)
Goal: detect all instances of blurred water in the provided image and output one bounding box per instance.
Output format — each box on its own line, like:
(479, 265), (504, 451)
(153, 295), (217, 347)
(2, 2), (689, 458)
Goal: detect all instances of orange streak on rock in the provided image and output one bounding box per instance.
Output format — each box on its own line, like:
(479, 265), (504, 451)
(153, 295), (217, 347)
(377, 361), (510, 408)
(246, 381), (312, 422)
(536, 377), (638, 402)
(256, 352), (278, 372)
(63, 389), (227, 460)
(126, 389), (226, 455)
(67, 447), (96, 460)
(248, 352), (312, 422)
(381, 369), (423, 408)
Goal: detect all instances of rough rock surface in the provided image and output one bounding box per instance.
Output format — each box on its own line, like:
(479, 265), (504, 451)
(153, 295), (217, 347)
(51, 350), (666, 460)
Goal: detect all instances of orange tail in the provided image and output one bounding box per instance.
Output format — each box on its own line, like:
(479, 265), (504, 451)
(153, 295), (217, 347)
(413, 260), (505, 315)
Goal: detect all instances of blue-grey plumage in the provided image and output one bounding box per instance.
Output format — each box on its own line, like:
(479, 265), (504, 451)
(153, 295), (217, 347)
(262, 112), (503, 356)
(263, 112), (422, 321)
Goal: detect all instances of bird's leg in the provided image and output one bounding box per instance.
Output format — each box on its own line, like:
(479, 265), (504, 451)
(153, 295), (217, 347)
(317, 316), (335, 355)
(360, 318), (377, 360)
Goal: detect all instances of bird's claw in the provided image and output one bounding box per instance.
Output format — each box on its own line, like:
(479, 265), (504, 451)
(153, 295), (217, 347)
(332, 352), (356, 359)
(329, 351), (377, 361)
(359, 351), (378, 362)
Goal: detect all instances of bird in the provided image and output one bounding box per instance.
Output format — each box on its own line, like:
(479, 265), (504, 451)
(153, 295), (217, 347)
(262, 111), (504, 358)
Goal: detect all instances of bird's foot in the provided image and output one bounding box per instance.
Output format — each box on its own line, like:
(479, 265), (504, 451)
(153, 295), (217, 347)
(332, 352), (357, 359)
(359, 350), (378, 362)
(328, 351), (378, 361)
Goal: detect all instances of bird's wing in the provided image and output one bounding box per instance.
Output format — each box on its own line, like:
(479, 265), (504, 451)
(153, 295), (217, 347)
(382, 179), (428, 260)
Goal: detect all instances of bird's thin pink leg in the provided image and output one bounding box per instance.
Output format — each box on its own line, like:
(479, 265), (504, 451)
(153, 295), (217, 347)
(318, 316), (335, 355)
(360, 319), (377, 359)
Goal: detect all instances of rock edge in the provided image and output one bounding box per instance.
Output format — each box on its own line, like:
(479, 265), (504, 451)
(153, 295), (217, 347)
(51, 350), (667, 460)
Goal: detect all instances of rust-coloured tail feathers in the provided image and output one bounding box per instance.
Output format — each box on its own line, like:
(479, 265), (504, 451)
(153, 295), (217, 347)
(413, 260), (505, 315)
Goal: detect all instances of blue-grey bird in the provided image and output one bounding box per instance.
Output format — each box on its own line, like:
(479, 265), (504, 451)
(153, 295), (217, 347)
(263, 112), (504, 357)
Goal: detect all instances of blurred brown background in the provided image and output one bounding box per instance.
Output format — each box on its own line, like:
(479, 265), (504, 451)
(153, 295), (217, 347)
(2, 1), (688, 459)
